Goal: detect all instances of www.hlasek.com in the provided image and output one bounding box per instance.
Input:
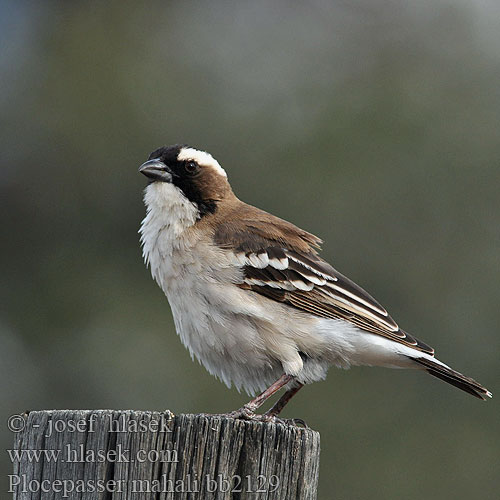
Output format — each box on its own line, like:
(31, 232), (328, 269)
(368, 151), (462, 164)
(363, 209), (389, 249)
(7, 444), (178, 464)
(9, 474), (281, 497)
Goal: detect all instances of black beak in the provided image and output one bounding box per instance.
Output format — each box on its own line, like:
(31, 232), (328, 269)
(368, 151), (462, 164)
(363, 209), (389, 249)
(138, 159), (173, 182)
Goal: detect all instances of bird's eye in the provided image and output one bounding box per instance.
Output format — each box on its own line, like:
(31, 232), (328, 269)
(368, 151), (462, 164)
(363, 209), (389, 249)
(184, 161), (199, 175)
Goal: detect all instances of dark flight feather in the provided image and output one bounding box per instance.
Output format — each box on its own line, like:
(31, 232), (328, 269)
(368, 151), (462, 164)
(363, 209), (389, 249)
(411, 357), (490, 400)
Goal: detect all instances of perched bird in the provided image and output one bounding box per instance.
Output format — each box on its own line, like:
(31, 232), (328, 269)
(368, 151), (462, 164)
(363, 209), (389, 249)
(139, 144), (491, 422)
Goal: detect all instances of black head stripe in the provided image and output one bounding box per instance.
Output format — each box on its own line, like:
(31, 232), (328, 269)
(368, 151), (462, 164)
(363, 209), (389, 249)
(147, 144), (218, 217)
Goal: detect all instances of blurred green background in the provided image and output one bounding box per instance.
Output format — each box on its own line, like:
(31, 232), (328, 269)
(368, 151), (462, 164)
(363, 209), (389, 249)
(1, 1), (499, 498)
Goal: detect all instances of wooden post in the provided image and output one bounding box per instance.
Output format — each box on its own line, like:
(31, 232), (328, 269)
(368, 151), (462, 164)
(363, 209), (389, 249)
(11, 410), (320, 499)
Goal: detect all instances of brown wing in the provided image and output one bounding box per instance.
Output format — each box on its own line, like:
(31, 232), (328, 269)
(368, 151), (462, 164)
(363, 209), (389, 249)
(212, 203), (434, 354)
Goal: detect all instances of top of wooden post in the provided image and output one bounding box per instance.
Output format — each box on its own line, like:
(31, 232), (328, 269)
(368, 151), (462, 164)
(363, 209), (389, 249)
(12, 409), (320, 499)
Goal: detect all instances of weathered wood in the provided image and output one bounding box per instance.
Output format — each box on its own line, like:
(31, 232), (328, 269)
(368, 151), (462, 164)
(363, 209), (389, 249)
(11, 410), (320, 499)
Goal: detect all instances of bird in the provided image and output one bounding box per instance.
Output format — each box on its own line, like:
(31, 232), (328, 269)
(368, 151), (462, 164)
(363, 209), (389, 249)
(139, 144), (491, 422)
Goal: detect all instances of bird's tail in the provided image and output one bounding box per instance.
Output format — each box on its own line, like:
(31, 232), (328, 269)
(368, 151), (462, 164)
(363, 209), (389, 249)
(411, 356), (492, 400)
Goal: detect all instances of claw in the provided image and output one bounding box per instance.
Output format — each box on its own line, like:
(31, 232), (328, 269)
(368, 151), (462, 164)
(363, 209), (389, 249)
(224, 411), (308, 428)
(288, 418), (309, 428)
(215, 405), (258, 421)
(201, 408), (308, 428)
(260, 415), (308, 427)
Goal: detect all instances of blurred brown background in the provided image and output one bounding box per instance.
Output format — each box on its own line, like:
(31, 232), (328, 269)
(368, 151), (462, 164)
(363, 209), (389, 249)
(1, 1), (499, 498)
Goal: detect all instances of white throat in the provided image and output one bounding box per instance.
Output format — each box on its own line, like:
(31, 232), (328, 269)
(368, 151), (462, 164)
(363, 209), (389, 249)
(139, 182), (199, 271)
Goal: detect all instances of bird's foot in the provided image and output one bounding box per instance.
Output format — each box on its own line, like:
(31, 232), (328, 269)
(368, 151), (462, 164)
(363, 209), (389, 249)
(260, 414), (309, 428)
(216, 408), (308, 427)
(200, 406), (308, 427)
(198, 406), (258, 421)
(223, 405), (258, 420)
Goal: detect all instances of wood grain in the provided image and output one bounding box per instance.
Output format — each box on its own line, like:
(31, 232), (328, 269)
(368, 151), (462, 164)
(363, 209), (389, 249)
(12, 410), (320, 499)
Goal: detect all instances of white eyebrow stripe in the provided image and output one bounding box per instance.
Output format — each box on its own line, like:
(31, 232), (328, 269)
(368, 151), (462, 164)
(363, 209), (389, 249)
(177, 147), (227, 178)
